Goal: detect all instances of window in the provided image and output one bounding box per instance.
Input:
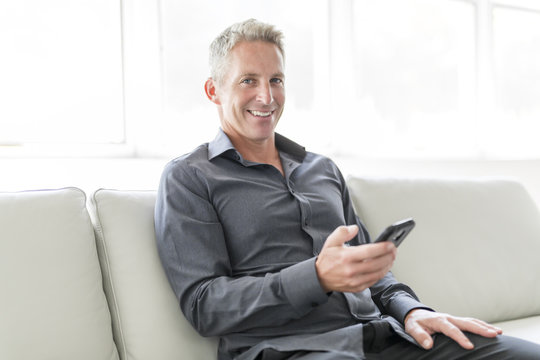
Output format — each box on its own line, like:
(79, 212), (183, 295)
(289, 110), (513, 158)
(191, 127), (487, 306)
(2, 0), (540, 160)
(156, 0), (328, 155)
(487, 4), (540, 157)
(0, 1), (124, 149)
(355, 0), (475, 157)
(326, 0), (540, 158)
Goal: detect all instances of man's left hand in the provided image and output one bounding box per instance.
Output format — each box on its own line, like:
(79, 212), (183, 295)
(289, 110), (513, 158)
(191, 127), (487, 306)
(404, 309), (503, 350)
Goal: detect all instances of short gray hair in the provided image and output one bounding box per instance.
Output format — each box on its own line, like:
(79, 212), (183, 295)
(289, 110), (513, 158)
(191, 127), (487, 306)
(209, 19), (285, 83)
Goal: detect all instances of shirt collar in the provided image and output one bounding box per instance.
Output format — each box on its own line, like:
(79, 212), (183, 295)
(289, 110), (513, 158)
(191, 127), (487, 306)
(208, 128), (307, 163)
(208, 128), (236, 160)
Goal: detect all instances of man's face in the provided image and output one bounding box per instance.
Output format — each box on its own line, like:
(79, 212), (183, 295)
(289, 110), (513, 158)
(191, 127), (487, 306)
(211, 41), (285, 144)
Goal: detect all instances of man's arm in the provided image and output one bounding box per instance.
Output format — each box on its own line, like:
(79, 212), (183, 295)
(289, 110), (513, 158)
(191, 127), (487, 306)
(334, 166), (430, 321)
(154, 160), (329, 337)
(337, 170), (503, 350)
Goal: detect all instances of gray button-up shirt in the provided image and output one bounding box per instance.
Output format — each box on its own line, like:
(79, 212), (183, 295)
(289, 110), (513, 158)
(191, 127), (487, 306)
(155, 129), (425, 359)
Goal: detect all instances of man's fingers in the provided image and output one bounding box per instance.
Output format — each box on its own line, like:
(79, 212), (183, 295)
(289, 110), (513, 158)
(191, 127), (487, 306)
(407, 323), (434, 350)
(412, 320), (473, 350)
(317, 225), (398, 293)
(450, 317), (502, 338)
(437, 320), (474, 350)
(349, 242), (396, 262)
(323, 225), (359, 248)
(405, 310), (504, 352)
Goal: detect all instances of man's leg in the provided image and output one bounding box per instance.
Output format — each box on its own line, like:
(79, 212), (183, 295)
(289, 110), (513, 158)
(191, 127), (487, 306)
(366, 332), (540, 360)
(259, 349), (356, 360)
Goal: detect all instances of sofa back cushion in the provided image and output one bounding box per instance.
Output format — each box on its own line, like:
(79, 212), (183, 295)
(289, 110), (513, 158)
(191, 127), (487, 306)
(347, 177), (540, 323)
(0, 188), (118, 360)
(88, 189), (218, 360)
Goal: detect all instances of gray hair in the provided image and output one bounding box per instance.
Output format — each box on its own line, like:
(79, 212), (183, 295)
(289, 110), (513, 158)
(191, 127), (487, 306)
(209, 19), (285, 83)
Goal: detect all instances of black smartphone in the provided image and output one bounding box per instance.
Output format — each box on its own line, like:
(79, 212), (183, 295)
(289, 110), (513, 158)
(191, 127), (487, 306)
(373, 218), (415, 247)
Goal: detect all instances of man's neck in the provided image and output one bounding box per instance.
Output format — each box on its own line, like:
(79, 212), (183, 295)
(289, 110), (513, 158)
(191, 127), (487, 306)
(225, 131), (284, 175)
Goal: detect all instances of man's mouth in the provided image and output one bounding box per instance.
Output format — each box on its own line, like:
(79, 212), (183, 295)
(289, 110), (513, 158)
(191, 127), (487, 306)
(248, 110), (273, 117)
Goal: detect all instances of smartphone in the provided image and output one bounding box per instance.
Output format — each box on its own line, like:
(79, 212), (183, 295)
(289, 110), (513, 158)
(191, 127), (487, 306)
(373, 218), (415, 247)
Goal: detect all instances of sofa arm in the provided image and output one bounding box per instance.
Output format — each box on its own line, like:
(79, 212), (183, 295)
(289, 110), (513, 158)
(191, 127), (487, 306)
(0, 188), (118, 360)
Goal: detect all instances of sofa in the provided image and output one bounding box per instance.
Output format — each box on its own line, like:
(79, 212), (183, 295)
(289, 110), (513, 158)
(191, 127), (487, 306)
(1, 176), (540, 359)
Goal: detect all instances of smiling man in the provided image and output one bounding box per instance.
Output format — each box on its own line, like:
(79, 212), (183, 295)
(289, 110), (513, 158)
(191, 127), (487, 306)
(155, 19), (540, 360)
(204, 39), (285, 174)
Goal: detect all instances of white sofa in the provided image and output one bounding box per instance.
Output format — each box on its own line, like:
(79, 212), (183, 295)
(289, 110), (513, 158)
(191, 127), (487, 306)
(1, 177), (540, 359)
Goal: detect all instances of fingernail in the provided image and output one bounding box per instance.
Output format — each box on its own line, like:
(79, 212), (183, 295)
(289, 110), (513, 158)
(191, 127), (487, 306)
(422, 340), (431, 349)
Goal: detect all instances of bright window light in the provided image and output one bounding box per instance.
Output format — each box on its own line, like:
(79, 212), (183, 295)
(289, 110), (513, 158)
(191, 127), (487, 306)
(2, 0), (540, 160)
(156, 0), (327, 156)
(487, 5), (540, 157)
(0, 0), (124, 145)
(334, 0), (476, 158)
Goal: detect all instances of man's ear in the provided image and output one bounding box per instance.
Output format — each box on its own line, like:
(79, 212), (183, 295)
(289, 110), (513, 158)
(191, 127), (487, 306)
(204, 78), (221, 105)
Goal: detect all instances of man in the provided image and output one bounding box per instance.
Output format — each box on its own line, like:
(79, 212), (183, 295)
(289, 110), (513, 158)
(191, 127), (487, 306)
(155, 19), (540, 359)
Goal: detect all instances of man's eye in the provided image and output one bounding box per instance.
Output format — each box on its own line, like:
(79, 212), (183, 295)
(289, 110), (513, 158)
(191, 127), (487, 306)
(241, 79), (254, 84)
(271, 78), (283, 85)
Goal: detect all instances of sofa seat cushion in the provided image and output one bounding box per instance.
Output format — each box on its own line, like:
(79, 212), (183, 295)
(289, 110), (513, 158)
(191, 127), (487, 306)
(347, 177), (540, 325)
(88, 189), (218, 360)
(0, 188), (118, 360)
(494, 315), (540, 345)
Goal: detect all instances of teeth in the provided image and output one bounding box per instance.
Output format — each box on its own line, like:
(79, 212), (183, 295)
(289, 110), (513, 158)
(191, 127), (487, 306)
(249, 110), (272, 117)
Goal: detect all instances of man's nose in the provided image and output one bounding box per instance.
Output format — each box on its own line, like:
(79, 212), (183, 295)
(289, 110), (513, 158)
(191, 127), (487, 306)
(256, 83), (273, 105)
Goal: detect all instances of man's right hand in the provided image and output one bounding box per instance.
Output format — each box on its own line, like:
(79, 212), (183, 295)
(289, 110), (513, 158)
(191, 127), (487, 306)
(315, 225), (397, 293)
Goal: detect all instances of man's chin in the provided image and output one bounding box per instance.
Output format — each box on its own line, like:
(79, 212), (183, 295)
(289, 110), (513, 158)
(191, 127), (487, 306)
(248, 129), (276, 143)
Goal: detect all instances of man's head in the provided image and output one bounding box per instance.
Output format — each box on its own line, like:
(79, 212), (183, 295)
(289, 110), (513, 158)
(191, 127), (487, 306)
(209, 19), (285, 84)
(205, 19), (286, 146)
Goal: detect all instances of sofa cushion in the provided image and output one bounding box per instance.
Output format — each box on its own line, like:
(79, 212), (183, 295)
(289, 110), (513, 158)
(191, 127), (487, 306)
(88, 189), (218, 360)
(347, 177), (540, 324)
(0, 188), (118, 360)
(493, 315), (540, 344)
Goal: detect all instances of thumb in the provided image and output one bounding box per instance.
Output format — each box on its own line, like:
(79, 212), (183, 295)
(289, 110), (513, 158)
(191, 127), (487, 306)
(323, 225), (359, 249)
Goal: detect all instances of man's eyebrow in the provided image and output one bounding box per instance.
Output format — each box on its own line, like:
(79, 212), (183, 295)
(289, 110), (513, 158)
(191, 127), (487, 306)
(238, 72), (285, 78)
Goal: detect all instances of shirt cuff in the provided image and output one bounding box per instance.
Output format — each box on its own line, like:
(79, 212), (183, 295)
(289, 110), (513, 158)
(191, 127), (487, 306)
(386, 294), (434, 324)
(281, 257), (329, 316)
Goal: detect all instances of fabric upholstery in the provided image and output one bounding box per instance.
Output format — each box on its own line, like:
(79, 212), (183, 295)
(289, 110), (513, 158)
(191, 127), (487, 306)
(88, 189), (218, 360)
(347, 177), (540, 327)
(0, 188), (118, 360)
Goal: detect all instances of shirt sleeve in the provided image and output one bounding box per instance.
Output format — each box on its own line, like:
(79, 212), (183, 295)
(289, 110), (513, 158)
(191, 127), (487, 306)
(154, 159), (329, 337)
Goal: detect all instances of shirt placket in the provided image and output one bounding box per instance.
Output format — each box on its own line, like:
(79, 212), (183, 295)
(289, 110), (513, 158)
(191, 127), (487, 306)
(283, 159), (320, 255)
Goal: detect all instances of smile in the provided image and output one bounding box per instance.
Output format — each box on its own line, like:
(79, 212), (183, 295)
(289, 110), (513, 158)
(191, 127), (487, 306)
(248, 110), (273, 117)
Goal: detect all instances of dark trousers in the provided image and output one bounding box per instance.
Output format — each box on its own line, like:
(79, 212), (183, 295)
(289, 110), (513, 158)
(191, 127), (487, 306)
(259, 327), (540, 360)
(365, 332), (540, 359)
